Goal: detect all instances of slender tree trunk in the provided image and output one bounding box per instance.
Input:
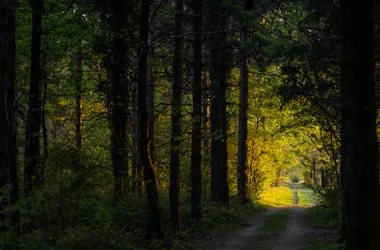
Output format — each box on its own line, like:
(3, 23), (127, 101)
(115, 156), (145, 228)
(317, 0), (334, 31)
(249, 140), (255, 186)
(40, 55), (49, 185)
(75, 47), (83, 150)
(147, 26), (155, 167)
(202, 71), (209, 194)
(191, 0), (203, 218)
(169, 0), (183, 230)
(0, 0), (19, 227)
(274, 167), (282, 187)
(207, 0), (229, 204)
(41, 74), (47, 188)
(237, 16), (249, 203)
(340, 0), (380, 249)
(321, 168), (328, 188)
(24, 0), (44, 195)
(131, 53), (141, 193)
(138, 0), (164, 237)
(41, 74), (48, 158)
(312, 154), (317, 188)
(40, 46), (48, 162)
(108, 1), (129, 197)
(147, 25), (158, 190)
(131, 79), (138, 191)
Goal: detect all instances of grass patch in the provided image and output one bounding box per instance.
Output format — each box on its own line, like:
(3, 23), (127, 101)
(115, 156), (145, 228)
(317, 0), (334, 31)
(306, 200), (341, 250)
(171, 198), (263, 249)
(283, 182), (314, 207)
(260, 185), (294, 207)
(306, 206), (333, 230)
(309, 243), (342, 250)
(258, 209), (291, 233)
(297, 186), (314, 207)
(309, 239), (343, 250)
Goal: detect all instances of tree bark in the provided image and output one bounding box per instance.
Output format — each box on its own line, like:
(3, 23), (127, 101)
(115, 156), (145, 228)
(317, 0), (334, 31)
(41, 73), (48, 158)
(0, 0), (19, 227)
(202, 71), (209, 194)
(340, 0), (380, 249)
(207, 0), (229, 204)
(108, 0), (129, 197)
(40, 47), (48, 161)
(131, 53), (141, 193)
(191, 0), (203, 218)
(147, 26), (155, 167)
(24, 0), (44, 195)
(274, 167), (282, 187)
(311, 154), (317, 188)
(138, 0), (164, 238)
(169, 0), (183, 231)
(237, 16), (249, 203)
(131, 76), (138, 191)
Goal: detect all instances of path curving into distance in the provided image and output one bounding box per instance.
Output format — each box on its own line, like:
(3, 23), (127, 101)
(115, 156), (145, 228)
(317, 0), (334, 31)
(203, 185), (333, 250)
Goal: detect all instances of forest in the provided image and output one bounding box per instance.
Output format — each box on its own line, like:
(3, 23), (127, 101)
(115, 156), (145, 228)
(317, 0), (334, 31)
(0, 0), (378, 249)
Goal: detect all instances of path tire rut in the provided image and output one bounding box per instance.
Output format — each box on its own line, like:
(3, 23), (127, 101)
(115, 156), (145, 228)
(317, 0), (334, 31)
(202, 187), (334, 250)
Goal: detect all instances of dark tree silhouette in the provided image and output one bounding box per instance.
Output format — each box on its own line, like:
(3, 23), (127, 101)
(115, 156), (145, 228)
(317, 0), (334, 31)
(169, 0), (183, 230)
(107, 0), (129, 196)
(0, 0), (19, 226)
(24, 0), (44, 194)
(206, 0), (229, 204)
(340, 0), (380, 249)
(191, 0), (203, 217)
(138, 0), (164, 237)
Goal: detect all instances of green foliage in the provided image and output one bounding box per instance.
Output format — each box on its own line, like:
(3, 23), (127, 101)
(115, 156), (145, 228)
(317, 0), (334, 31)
(5, 0), (343, 248)
(1, 186), (262, 249)
(310, 187), (341, 230)
(309, 242), (344, 250)
(307, 204), (343, 250)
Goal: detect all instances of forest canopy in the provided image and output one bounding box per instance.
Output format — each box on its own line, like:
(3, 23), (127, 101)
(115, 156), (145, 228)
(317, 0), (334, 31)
(0, 0), (379, 249)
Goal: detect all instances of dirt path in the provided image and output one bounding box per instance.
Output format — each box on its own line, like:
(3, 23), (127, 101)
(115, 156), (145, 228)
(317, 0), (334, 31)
(293, 189), (299, 205)
(202, 188), (333, 250)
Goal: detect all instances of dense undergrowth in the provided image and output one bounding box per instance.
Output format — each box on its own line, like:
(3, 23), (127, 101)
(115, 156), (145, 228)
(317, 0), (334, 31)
(1, 180), (341, 250)
(305, 187), (343, 250)
(0, 143), (340, 250)
(1, 189), (262, 250)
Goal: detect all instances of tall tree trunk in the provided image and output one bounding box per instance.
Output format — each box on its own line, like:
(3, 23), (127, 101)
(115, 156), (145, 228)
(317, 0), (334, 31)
(202, 71), (209, 194)
(131, 79), (138, 191)
(340, 0), (380, 249)
(169, 0), (183, 230)
(0, 0), (19, 227)
(108, 1), (129, 197)
(207, 0), (229, 204)
(191, 0), (203, 218)
(202, 71), (209, 164)
(237, 15), (249, 203)
(321, 168), (328, 188)
(311, 154), (317, 188)
(147, 26), (155, 167)
(274, 167), (282, 187)
(41, 73), (48, 158)
(24, 0), (44, 195)
(138, 0), (164, 237)
(131, 53), (141, 193)
(75, 47), (83, 150)
(40, 46), (48, 161)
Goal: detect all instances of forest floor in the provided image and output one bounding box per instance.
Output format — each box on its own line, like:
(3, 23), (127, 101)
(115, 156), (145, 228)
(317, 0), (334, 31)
(200, 183), (336, 250)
